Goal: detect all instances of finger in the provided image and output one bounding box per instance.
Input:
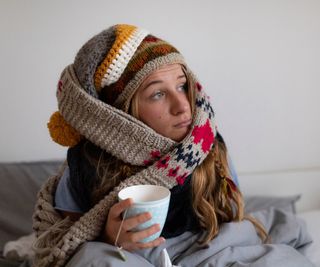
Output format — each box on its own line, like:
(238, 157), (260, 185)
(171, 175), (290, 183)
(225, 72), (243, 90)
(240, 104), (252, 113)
(137, 237), (166, 249)
(109, 198), (133, 219)
(122, 212), (151, 231)
(129, 223), (161, 243)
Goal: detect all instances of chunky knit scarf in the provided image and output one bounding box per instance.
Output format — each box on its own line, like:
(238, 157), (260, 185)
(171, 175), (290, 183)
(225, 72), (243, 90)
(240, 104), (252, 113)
(32, 65), (216, 267)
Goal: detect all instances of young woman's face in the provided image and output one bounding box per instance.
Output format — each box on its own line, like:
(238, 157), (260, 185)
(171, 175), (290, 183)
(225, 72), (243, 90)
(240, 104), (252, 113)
(135, 64), (192, 142)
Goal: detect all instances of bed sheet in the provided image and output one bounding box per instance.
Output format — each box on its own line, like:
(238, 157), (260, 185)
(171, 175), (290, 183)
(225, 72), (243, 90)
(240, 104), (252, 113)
(298, 209), (320, 267)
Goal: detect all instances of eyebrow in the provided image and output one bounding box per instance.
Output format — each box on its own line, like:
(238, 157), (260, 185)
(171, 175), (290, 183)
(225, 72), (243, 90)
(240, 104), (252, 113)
(143, 75), (186, 91)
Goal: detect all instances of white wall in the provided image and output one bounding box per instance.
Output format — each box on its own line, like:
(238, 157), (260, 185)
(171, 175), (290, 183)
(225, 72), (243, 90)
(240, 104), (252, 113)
(1, 0), (319, 210)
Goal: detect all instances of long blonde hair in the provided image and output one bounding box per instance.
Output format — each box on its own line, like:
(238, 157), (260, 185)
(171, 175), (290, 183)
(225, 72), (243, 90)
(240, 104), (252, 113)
(87, 65), (267, 244)
(191, 138), (267, 244)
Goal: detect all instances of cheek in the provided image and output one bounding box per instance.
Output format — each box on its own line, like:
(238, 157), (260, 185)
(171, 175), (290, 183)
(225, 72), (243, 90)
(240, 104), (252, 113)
(147, 110), (164, 123)
(139, 105), (166, 128)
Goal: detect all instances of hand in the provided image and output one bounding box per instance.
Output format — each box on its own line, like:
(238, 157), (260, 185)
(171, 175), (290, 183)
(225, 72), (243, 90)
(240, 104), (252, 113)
(104, 198), (165, 251)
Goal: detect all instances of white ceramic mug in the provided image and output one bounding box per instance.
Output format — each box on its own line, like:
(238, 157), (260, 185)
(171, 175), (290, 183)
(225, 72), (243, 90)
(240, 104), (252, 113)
(118, 185), (171, 243)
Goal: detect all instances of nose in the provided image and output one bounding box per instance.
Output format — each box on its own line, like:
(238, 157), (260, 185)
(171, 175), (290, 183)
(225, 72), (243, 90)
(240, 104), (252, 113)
(171, 93), (190, 115)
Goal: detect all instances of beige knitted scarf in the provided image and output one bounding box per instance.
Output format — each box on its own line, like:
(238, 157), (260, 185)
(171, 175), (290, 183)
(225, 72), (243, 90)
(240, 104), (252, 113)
(32, 65), (217, 267)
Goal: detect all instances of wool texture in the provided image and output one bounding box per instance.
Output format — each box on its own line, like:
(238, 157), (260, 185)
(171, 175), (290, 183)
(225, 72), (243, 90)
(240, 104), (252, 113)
(34, 24), (218, 267)
(48, 24), (186, 148)
(33, 66), (216, 267)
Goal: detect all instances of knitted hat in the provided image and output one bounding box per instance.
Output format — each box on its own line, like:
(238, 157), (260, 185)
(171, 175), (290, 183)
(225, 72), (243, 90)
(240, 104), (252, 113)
(48, 24), (187, 147)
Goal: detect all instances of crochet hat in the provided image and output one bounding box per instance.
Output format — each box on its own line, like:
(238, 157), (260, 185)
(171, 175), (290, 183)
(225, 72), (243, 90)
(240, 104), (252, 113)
(48, 24), (187, 147)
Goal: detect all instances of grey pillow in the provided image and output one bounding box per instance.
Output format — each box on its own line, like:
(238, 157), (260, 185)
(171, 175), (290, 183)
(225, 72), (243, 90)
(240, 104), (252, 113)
(244, 195), (301, 214)
(0, 161), (63, 252)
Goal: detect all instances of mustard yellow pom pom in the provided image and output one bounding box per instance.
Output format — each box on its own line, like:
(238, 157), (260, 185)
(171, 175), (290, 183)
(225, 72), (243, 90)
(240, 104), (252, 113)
(47, 111), (81, 147)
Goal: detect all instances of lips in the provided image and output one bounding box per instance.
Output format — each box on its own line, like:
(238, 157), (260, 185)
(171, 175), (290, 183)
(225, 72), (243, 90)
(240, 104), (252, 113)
(174, 119), (192, 128)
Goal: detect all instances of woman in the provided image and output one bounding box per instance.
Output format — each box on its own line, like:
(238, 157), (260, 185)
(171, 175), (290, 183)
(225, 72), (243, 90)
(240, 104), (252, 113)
(33, 24), (266, 267)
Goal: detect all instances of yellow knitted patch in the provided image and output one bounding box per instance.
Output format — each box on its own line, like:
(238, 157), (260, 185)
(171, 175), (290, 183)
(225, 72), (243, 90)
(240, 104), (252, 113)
(94, 24), (136, 91)
(47, 111), (81, 147)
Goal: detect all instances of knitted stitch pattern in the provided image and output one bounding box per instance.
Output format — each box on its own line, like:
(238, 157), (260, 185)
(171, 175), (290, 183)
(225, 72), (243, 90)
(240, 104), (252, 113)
(33, 65), (217, 267)
(57, 65), (176, 166)
(49, 24), (187, 148)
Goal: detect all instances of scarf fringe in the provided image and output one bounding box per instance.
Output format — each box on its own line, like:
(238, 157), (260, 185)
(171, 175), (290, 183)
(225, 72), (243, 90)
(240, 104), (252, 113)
(32, 66), (217, 267)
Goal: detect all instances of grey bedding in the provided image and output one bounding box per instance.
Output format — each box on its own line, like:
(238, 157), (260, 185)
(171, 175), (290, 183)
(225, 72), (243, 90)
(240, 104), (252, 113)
(0, 161), (63, 252)
(67, 208), (314, 267)
(0, 161), (314, 267)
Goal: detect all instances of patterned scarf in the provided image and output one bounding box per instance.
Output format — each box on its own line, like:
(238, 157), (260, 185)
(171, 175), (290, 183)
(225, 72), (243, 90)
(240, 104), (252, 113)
(32, 64), (217, 267)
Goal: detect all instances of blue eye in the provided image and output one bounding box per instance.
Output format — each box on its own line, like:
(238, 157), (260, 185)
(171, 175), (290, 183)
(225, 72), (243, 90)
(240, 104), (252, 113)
(151, 91), (164, 100)
(178, 83), (187, 92)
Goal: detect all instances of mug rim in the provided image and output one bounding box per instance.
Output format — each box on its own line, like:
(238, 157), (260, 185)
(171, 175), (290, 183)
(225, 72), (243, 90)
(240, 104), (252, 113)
(118, 184), (171, 205)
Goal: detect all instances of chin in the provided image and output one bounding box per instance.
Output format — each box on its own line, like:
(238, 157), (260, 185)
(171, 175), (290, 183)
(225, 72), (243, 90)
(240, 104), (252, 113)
(172, 133), (188, 142)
